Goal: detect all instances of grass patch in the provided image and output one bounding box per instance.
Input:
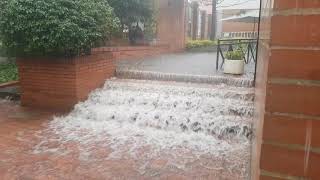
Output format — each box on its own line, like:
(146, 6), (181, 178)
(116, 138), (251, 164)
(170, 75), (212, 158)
(0, 61), (18, 84)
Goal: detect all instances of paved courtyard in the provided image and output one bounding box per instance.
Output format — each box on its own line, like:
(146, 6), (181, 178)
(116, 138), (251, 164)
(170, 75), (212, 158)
(116, 52), (255, 80)
(0, 79), (254, 179)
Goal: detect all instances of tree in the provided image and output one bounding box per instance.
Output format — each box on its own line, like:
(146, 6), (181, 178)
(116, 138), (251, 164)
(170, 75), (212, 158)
(107, 0), (153, 29)
(0, 0), (120, 57)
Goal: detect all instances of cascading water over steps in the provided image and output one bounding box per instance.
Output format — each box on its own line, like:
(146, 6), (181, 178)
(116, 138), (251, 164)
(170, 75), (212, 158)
(35, 78), (254, 179)
(78, 79), (255, 140)
(47, 78), (254, 144)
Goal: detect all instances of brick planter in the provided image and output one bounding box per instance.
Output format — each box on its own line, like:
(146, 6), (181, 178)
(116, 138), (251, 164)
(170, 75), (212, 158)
(17, 53), (115, 110)
(92, 45), (171, 60)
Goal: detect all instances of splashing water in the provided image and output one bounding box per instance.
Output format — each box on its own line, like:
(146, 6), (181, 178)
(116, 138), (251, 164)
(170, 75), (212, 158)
(34, 79), (254, 178)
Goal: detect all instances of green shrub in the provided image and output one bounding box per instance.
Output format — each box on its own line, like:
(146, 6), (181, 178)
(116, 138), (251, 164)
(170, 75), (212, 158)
(225, 50), (245, 60)
(0, 62), (18, 83)
(0, 0), (120, 57)
(0, 42), (5, 57)
(186, 40), (217, 49)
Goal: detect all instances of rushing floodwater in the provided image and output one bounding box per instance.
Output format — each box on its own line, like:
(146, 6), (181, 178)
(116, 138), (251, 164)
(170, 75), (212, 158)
(34, 79), (254, 178)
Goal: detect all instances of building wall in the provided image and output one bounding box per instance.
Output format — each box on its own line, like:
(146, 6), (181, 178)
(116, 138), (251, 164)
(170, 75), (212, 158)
(223, 21), (256, 33)
(222, 21), (258, 39)
(252, 0), (320, 179)
(220, 9), (259, 39)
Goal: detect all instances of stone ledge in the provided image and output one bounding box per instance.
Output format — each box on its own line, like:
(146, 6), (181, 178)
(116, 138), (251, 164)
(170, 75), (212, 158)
(0, 81), (19, 88)
(116, 70), (254, 88)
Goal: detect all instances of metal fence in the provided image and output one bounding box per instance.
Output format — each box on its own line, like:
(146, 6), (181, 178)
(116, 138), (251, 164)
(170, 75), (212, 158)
(216, 38), (258, 71)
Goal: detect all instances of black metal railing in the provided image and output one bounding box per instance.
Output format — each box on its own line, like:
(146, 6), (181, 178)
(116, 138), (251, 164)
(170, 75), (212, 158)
(216, 38), (258, 71)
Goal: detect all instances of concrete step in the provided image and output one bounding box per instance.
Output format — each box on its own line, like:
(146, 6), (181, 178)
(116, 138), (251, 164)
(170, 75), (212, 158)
(116, 69), (254, 88)
(107, 79), (255, 101)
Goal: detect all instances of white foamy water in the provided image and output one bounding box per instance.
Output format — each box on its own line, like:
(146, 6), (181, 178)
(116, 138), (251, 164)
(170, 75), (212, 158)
(33, 79), (254, 178)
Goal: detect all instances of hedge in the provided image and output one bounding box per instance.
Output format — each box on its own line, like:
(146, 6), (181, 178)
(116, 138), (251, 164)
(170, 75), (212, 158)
(0, 0), (120, 57)
(186, 40), (217, 49)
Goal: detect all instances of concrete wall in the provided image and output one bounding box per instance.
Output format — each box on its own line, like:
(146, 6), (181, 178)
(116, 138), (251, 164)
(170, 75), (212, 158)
(252, 0), (320, 179)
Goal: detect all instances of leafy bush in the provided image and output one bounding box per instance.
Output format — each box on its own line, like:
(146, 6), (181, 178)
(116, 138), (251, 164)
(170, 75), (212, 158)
(0, 62), (18, 83)
(225, 50), (245, 60)
(0, 42), (6, 57)
(0, 0), (120, 57)
(186, 40), (217, 49)
(108, 0), (152, 28)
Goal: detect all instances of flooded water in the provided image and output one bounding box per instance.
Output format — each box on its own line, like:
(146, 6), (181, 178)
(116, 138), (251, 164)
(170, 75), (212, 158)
(34, 79), (254, 178)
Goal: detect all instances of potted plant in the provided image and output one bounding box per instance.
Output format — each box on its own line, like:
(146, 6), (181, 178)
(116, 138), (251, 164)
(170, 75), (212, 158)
(224, 50), (245, 75)
(0, 0), (120, 110)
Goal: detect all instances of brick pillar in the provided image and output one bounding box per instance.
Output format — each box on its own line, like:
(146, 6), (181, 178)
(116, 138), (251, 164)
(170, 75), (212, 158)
(207, 14), (212, 40)
(252, 1), (320, 179)
(157, 0), (186, 51)
(191, 2), (199, 40)
(200, 10), (207, 40)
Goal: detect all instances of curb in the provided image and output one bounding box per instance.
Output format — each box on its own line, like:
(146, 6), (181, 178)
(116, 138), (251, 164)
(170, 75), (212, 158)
(116, 70), (254, 88)
(0, 81), (19, 88)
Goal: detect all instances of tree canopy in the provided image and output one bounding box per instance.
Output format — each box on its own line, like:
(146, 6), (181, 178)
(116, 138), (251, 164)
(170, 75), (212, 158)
(0, 0), (120, 57)
(107, 0), (153, 28)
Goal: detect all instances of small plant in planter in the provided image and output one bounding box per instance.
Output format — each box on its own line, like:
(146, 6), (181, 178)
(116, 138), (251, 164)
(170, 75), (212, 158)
(0, 0), (120, 109)
(224, 50), (245, 75)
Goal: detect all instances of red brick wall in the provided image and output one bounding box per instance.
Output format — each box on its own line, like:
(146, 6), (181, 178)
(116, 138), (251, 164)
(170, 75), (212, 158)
(75, 53), (115, 102)
(17, 53), (115, 111)
(17, 45), (172, 110)
(252, 0), (320, 179)
(92, 45), (171, 60)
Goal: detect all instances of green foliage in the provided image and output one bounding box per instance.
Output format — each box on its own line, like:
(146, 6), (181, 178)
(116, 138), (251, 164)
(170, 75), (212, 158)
(186, 40), (217, 49)
(0, 62), (18, 83)
(0, 42), (6, 57)
(108, 0), (153, 28)
(144, 3), (157, 40)
(0, 0), (120, 57)
(225, 50), (245, 60)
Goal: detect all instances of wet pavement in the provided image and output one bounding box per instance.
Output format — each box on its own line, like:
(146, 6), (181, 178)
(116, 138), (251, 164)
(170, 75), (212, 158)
(0, 86), (20, 100)
(116, 52), (255, 80)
